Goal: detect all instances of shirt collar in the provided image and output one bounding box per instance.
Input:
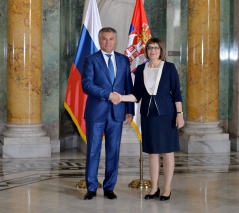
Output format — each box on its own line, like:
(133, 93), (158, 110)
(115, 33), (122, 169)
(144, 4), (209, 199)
(101, 50), (115, 57)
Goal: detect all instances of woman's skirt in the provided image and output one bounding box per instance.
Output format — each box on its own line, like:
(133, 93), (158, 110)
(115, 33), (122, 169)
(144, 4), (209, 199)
(141, 113), (180, 154)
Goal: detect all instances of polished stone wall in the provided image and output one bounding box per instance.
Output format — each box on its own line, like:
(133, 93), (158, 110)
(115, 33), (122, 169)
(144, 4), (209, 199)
(0, 1), (7, 133)
(145, 0), (166, 41)
(219, 0), (233, 122)
(229, 0), (239, 150)
(166, 0), (187, 113)
(59, 0), (84, 149)
(180, 0), (188, 114)
(0, 0), (236, 151)
(42, 0), (61, 140)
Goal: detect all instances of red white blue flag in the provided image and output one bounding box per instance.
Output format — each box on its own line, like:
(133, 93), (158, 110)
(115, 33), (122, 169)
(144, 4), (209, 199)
(124, 0), (151, 141)
(64, 0), (102, 142)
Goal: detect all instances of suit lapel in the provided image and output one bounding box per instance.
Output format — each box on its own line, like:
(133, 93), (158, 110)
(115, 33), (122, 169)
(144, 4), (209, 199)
(157, 61), (167, 92)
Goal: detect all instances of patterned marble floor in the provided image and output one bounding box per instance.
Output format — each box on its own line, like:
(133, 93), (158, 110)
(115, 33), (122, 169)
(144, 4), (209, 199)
(0, 148), (239, 213)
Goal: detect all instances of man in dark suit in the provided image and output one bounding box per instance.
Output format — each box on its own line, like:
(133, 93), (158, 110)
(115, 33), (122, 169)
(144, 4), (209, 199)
(82, 27), (134, 200)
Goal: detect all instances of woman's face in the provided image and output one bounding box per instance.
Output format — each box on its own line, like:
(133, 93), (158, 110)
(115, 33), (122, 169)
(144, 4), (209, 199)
(147, 43), (160, 60)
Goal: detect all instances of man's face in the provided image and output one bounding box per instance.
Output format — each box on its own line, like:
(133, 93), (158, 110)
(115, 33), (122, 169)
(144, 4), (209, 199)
(99, 32), (117, 53)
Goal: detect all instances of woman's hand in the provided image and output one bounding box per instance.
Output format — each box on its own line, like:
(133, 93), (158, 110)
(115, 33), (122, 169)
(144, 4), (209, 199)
(176, 113), (184, 129)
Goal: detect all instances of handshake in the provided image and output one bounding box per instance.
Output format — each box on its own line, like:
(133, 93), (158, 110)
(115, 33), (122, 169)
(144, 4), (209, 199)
(109, 92), (122, 105)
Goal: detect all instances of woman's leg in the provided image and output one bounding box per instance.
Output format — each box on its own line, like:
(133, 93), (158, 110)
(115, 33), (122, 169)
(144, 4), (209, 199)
(148, 153), (160, 194)
(162, 152), (175, 196)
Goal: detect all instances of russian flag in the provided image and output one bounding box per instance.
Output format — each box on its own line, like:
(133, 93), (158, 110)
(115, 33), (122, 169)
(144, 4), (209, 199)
(64, 0), (102, 142)
(124, 0), (151, 141)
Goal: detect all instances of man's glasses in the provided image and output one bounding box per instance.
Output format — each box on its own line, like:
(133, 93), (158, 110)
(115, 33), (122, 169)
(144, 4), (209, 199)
(147, 46), (160, 51)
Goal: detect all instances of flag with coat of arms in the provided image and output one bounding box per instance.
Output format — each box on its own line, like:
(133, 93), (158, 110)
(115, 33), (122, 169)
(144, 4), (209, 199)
(124, 0), (151, 141)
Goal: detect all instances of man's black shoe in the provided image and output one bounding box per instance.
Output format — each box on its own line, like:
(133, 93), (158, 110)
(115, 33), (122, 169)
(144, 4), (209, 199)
(104, 191), (117, 199)
(84, 191), (96, 200)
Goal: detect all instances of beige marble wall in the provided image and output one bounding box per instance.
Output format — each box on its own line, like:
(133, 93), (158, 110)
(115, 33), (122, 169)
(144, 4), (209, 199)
(187, 0), (220, 122)
(7, 0), (42, 124)
(97, 0), (135, 54)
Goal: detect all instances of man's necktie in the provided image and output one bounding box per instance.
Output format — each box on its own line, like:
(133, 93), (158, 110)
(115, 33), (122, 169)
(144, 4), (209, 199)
(106, 54), (115, 83)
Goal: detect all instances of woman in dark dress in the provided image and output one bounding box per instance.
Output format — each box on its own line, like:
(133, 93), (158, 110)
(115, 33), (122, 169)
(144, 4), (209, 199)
(118, 38), (184, 201)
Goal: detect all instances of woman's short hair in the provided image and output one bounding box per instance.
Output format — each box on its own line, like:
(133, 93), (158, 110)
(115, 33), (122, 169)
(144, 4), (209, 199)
(144, 37), (166, 60)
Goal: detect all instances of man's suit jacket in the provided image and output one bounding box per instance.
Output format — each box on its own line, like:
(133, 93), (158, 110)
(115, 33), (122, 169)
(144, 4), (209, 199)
(82, 50), (134, 122)
(133, 61), (182, 116)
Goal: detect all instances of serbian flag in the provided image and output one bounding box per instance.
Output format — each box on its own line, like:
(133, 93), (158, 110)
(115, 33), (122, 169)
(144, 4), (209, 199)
(64, 0), (102, 142)
(124, 0), (151, 141)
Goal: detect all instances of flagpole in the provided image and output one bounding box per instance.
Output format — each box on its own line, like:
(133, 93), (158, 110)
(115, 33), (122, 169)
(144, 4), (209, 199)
(128, 141), (151, 189)
(124, 0), (152, 189)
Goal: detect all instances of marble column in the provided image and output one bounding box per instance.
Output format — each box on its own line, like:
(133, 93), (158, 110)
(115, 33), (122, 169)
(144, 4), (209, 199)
(0, 0), (51, 158)
(180, 0), (230, 153)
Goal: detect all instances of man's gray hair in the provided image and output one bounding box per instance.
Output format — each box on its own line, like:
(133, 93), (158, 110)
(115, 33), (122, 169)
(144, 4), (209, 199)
(98, 27), (117, 38)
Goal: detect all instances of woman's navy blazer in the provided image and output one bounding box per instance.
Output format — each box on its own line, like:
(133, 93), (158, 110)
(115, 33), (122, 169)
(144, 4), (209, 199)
(133, 61), (182, 116)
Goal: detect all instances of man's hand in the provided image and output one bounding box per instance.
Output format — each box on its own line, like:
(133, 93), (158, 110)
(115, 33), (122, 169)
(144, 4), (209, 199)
(109, 92), (121, 105)
(125, 114), (133, 124)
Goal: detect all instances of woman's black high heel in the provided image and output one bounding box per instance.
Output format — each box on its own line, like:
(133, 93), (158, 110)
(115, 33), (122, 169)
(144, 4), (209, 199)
(160, 192), (171, 201)
(144, 188), (160, 199)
